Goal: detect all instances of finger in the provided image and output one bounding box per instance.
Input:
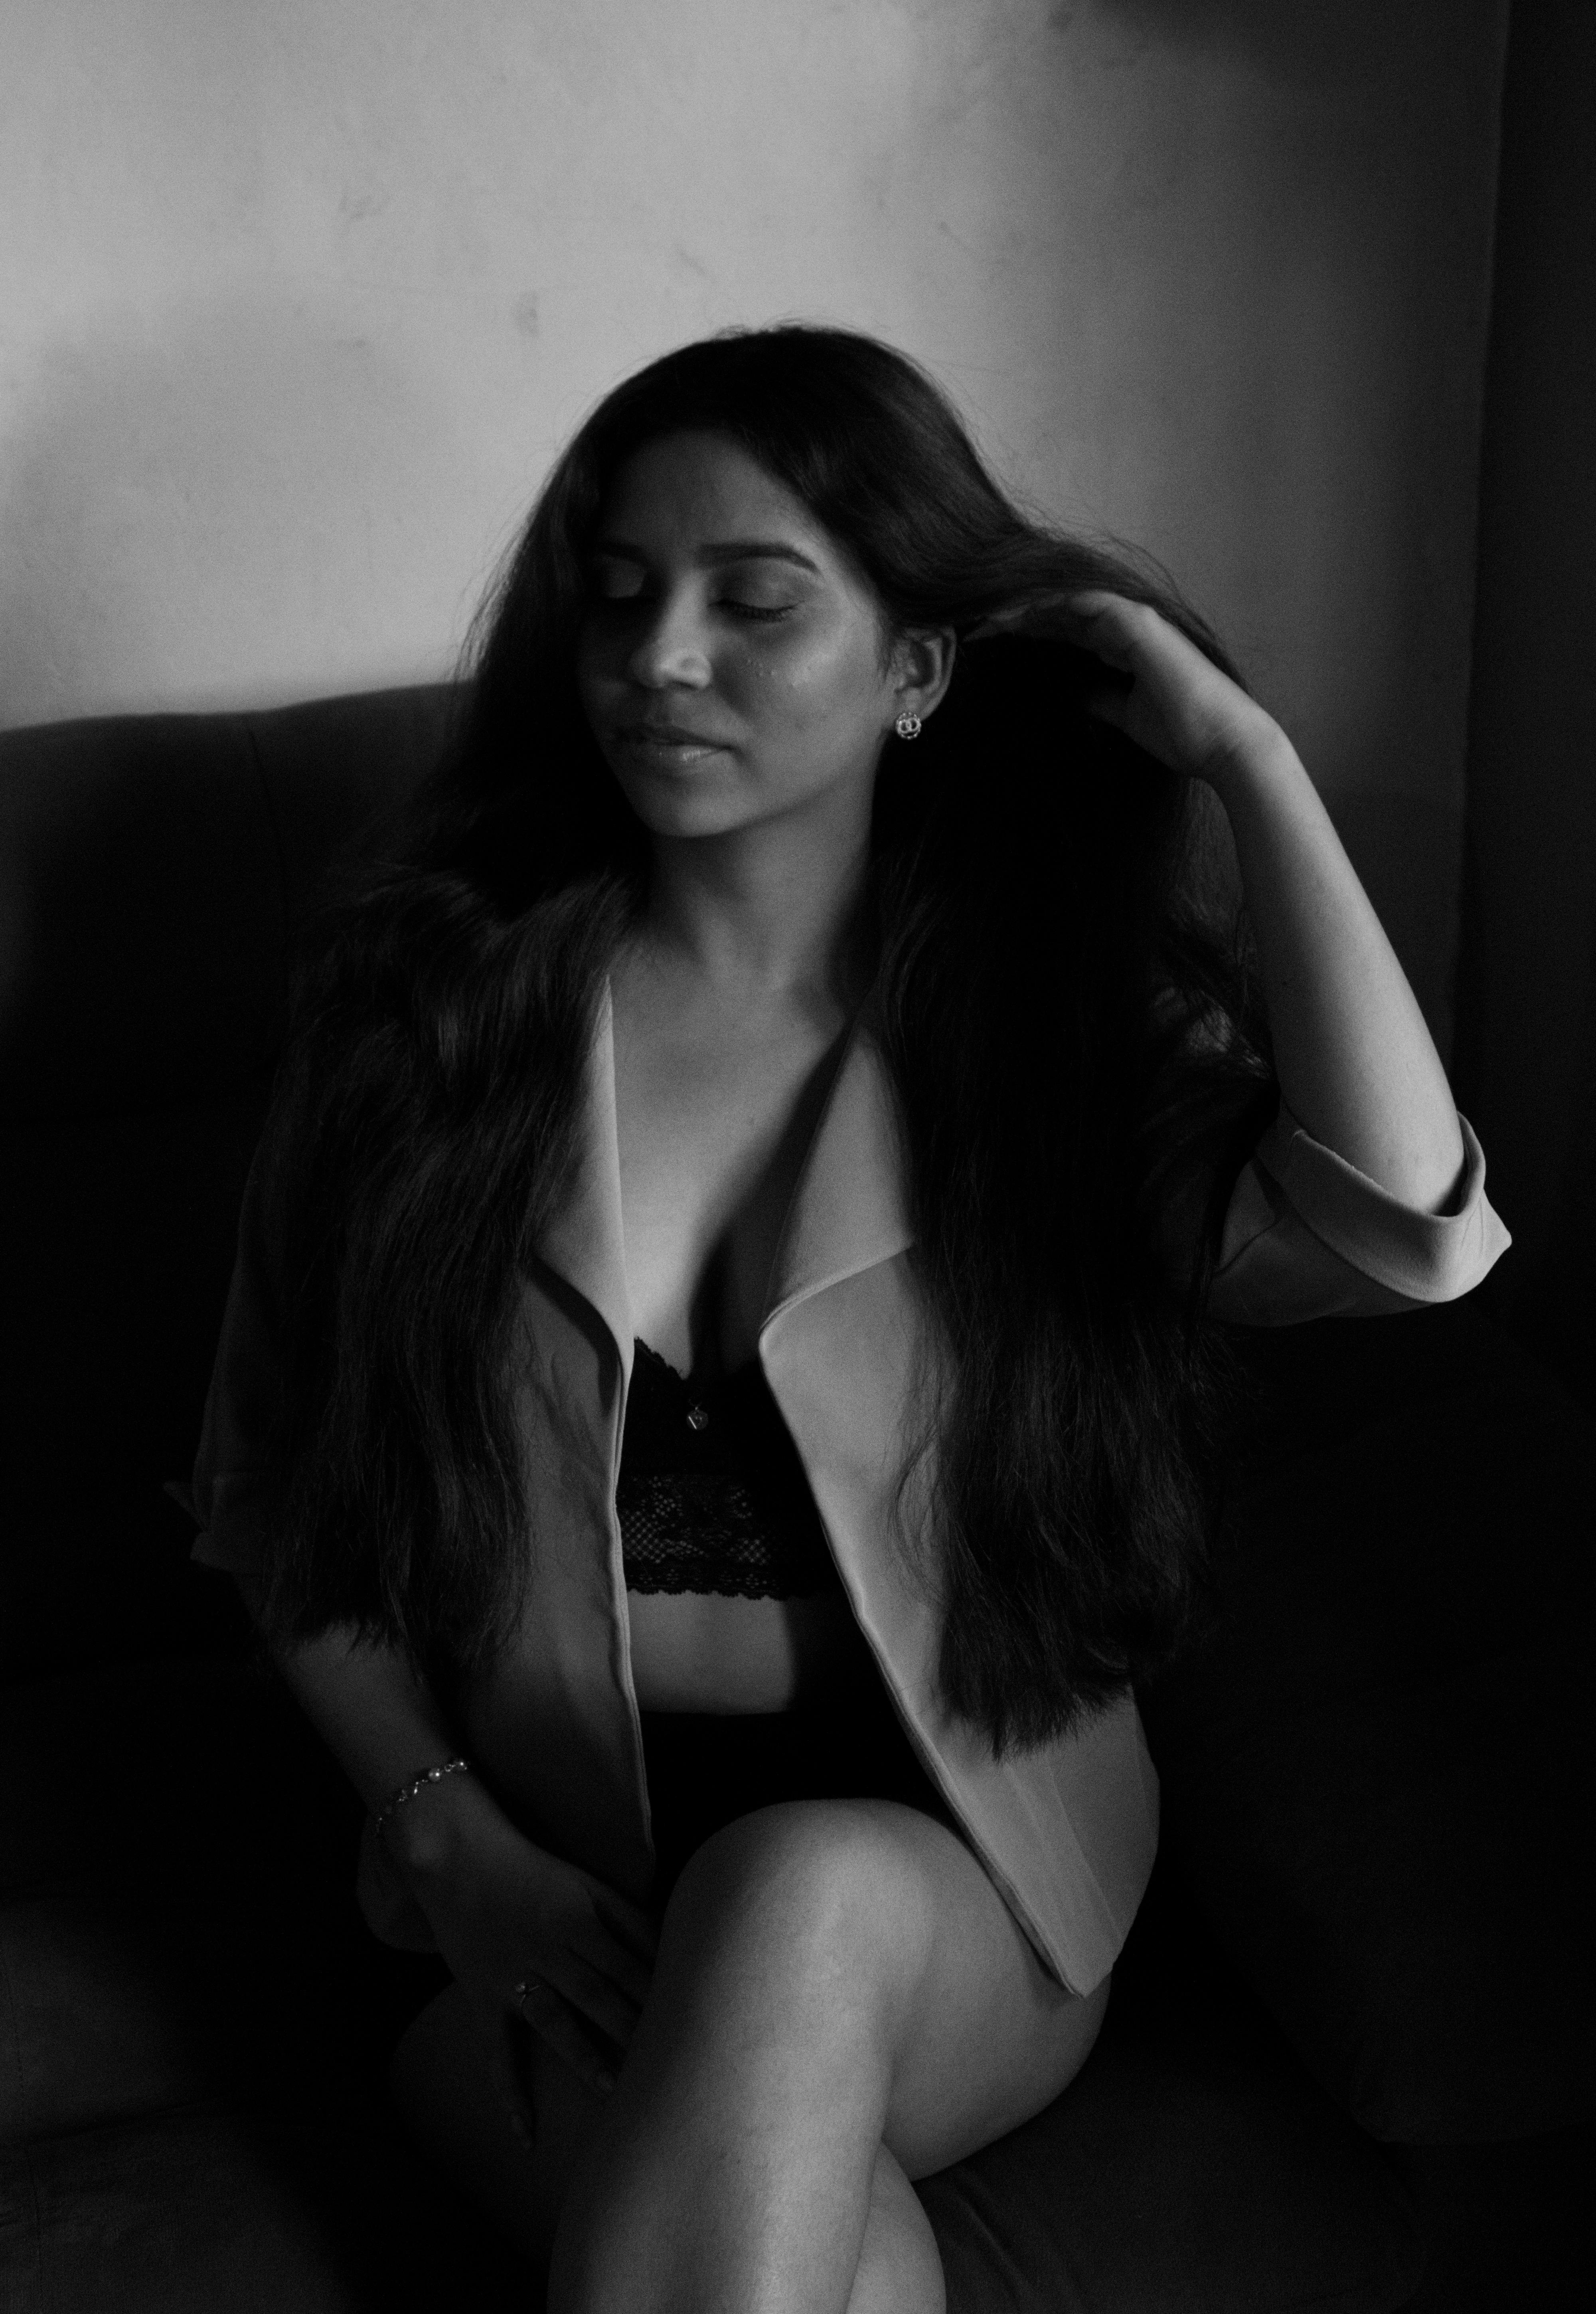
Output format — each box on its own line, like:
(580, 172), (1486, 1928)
(561, 1948), (650, 2050)
(589, 1920), (657, 2010)
(519, 1982), (618, 2096)
(590, 1883), (660, 1966)
(1059, 596), (1144, 669)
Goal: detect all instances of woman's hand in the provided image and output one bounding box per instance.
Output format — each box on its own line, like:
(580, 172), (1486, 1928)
(387, 1770), (658, 2119)
(1058, 590), (1286, 795)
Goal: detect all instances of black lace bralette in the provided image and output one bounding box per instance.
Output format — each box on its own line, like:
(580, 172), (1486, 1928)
(616, 1340), (842, 1602)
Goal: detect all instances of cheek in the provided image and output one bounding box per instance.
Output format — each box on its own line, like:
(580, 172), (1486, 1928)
(572, 644), (598, 726)
(738, 626), (884, 736)
(573, 625), (609, 705)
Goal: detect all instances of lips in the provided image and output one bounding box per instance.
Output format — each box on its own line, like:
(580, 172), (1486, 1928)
(617, 723), (727, 747)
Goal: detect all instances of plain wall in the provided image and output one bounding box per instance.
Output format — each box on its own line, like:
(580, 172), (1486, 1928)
(1454, 0), (1596, 1400)
(0, 0), (1509, 1046)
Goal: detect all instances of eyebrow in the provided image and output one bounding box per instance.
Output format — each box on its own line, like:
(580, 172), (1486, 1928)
(589, 536), (823, 575)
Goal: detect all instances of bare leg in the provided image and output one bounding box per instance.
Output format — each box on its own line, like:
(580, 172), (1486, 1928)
(390, 1799), (1103, 2312)
(545, 1798), (1101, 2314)
(388, 1977), (943, 2310)
(546, 1806), (907, 2311)
(847, 2145), (946, 2314)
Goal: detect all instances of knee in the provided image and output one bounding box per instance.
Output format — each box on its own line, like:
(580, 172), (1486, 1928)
(658, 1800), (938, 2023)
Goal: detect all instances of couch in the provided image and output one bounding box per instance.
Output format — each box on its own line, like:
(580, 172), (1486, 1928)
(2, 685), (1589, 2312)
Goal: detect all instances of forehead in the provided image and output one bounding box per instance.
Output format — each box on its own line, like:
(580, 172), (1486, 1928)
(595, 430), (843, 571)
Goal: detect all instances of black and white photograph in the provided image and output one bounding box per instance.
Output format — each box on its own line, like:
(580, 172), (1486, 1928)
(1, 4), (1589, 2308)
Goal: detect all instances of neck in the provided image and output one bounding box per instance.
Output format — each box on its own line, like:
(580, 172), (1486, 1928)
(638, 792), (875, 1013)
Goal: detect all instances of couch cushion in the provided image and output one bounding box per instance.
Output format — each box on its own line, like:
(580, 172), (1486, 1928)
(0, 684), (456, 1687)
(919, 1861), (1424, 2314)
(0, 1653), (514, 2314)
(0, 686), (455, 1123)
(1140, 1303), (1596, 2144)
(0, 2104), (528, 2314)
(0, 1650), (398, 2145)
(0, 1084), (277, 1685)
(921, 2041), (1420, 2314)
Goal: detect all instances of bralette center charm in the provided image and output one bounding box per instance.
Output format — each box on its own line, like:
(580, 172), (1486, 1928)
(687, 1404), (709, 1432)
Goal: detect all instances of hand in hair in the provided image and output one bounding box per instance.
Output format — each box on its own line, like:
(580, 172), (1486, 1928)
(1060, 590), (1286, 795)
(1060, 594), (1466, 1212)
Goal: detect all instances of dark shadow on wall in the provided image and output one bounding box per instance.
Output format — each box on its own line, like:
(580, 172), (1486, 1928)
(1084, 0), (1498, 83)
(1453, 0), (1596, 1410)
(1055, 0), (1511, 1061)
(0, 293), (458, 730)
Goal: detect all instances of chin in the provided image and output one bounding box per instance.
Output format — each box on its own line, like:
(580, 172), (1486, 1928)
(613, 766), (766, 841)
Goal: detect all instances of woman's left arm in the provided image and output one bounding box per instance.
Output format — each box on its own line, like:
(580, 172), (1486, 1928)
(1067, 591), (1466, 1214)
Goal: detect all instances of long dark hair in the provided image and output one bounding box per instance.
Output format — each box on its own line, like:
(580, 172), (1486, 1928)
(255, 323), (1275, 1756)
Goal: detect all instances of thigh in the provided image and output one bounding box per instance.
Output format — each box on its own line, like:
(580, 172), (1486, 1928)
(864, 1802), (1111, 2180)
(664, 1793), (1110, 2185)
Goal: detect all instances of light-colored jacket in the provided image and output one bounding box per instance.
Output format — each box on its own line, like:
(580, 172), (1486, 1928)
(188, 995), (1511, 1994)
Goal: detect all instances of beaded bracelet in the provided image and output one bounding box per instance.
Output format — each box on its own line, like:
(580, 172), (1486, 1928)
(372, 1754), (474, 1847)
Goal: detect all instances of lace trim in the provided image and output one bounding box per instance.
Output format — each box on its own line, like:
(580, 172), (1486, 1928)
(619, 1473), (837, 1599)
(618, 1341), (839, 1601)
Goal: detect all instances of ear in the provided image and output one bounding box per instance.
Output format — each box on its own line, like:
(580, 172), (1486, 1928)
(889, 627), (958, 726)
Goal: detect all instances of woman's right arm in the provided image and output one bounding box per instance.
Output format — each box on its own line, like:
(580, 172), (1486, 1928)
(203, 1134), (654, 2097)
(235, 1575), (656, 2097)
(235, 1572), (463, 1819)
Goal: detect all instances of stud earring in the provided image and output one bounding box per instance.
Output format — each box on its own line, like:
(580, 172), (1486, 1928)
(894, 710), (923, 741)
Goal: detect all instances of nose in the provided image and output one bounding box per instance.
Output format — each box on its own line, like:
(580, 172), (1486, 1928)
(620, 585), (715, 691)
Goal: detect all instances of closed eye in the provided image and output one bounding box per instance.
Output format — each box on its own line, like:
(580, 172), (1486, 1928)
(587, 590), (794, 624)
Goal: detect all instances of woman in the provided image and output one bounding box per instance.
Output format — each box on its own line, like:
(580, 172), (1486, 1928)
(190, 323), (1509, 2310)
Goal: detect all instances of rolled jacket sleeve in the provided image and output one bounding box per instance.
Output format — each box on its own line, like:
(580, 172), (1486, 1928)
(1207, 1104), (1512, 1327)
(186, 1133), (290, 1574)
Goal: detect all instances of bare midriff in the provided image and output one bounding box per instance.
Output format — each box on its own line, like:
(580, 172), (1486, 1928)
(626, 1584), (881, 1715)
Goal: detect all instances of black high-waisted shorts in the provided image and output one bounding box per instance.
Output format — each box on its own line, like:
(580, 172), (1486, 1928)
(639, 1674), (960, 1911)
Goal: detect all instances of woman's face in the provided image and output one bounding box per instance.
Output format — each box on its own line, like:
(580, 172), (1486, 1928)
(575, 429), (950, 843)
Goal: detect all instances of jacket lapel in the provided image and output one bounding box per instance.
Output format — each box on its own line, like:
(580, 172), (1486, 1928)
(533, 983), (635, 1386)
(757, 1003), (930, 1687)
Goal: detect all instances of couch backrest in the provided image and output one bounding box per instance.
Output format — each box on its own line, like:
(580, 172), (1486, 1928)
(0, 685), (457, 1684)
